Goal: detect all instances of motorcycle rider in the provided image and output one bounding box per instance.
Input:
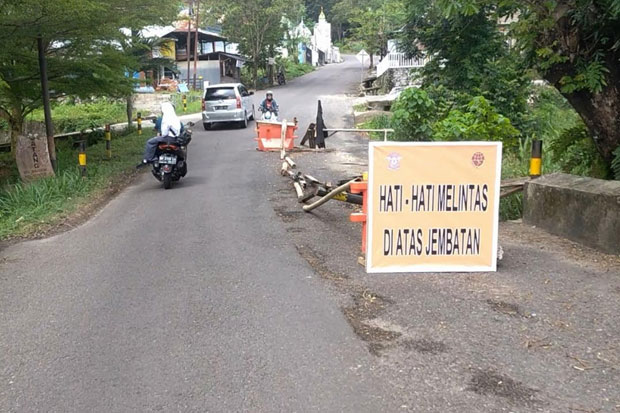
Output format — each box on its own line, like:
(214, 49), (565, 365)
(139, 102), (182, 166)
(259, 91), (279, 117)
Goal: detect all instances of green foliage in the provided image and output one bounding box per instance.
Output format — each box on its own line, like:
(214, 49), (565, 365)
(386, 89), (519, 145)
(28, 100), (127, 133)
(521, 85), (608, 178)
(559, 58), (610, 94)
(612, 147), (620, 181)
(359, 114), (393, 140)
(523, 85), (580, 142)
(172, 91), (203, 115)
(0, 0), (179, 156)
(433, 97), (519, 146)
(0, 130), (149, 239)
(399, 0), (530, 123)
(350, 0), (405, 59)
(279, 58), (315, 79)
(334, 39), (365, 54)
(390, 88), (436, 141)
(406, 0), (620, 166)
(547, 124), (609, 178)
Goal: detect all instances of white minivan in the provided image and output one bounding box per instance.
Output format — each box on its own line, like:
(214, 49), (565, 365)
(201, 83), (255, 130)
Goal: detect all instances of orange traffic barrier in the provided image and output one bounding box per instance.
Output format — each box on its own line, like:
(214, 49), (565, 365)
(349, 173), (368, 253)
(255, 120), (297, 151)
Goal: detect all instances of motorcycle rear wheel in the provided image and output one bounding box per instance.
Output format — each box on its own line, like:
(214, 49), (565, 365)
(163, 173), (172, 189)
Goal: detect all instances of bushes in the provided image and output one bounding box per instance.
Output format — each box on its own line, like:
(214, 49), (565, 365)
(386, 89), (519, 145)
(359, 114), (393, 140)
(390, 88), (435, 141)
(28, 99), (126, 133)
(281, 59), (314, 79)
(548, 124), (609, 178)
(432, 96), (519, 147)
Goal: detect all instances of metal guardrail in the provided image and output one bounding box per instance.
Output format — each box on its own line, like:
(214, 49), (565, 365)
(324, 128), (395, 142)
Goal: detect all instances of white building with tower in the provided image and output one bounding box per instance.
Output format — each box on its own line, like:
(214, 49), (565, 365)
(310, 8), (341, 65)
(279, 9), (342, 66)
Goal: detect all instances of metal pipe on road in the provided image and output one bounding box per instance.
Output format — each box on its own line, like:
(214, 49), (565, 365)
(302, 178), (359, 212)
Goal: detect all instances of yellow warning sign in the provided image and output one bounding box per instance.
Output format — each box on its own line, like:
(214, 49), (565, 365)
(367, 142), (502, 273)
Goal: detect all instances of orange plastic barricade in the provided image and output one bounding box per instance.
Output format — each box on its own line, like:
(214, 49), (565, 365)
(255, 120), (298, 151)
(349, 178), (368, 253)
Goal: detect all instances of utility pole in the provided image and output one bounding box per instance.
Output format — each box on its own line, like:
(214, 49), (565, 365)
(193, 0), (200, 90)
(37, 35), (57, 172)
(186, 0), (192, 88)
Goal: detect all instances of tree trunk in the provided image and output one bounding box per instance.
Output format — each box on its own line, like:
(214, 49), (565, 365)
(540, 5), (620, 166)
(37, 35), (56, 172)
(9, 109), (24, 158)
(545, 64), (620, 164)
(126, 95), (133, 131)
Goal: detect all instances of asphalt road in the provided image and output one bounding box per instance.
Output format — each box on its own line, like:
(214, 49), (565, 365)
(4, 57), (619, 413)
(0, 58), (400, 411)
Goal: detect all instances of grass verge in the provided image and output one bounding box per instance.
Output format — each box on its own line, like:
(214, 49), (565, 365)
(0, 130), (149, 240)
(172, 90), (203, 116)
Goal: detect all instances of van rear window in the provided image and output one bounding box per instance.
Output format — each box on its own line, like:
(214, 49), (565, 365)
(204, 87), (236, 101)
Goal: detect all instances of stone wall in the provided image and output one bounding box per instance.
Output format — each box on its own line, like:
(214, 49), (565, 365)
(376, 67), (422, 94)
(134, 93), (172, 117)
(523, 173), (620, 254)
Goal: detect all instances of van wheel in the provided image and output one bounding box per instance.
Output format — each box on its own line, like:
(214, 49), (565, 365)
(203, 122), (211, 130)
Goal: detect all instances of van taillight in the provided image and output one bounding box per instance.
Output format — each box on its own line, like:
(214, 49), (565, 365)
(201, 99), (205, 111)
(236, 96), (242, 109)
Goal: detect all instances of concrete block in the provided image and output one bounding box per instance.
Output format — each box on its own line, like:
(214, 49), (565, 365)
(523, 173), (620, 254)
(365, 96), (396, 111)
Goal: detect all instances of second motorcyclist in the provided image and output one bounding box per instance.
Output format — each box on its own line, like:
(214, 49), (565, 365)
(259, 91), (279, 120)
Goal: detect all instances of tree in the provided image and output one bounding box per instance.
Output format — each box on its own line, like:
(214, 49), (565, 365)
(0, 0), (179, 159)
(203, 0), (304, 88)
(350, 0), (405, 67)
(399, 0), (529, 125)
(415, 0), (620, 165)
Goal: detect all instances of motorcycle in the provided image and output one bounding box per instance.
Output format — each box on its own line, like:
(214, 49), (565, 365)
(277, 71), (286, 85)
(152, 122), (194, 189)
(260, 108), (279, 122)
